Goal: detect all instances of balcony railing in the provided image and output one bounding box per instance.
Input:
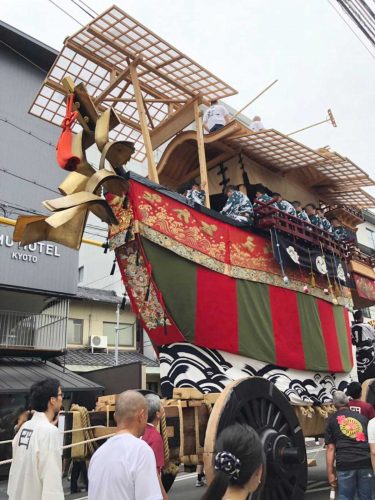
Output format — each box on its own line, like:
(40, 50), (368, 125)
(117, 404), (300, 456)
(0, 304), (68, 352)
(253, 201), (349, 259)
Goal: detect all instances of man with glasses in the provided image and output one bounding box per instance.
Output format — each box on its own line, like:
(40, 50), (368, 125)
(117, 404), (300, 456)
(8, 378), (64, 500)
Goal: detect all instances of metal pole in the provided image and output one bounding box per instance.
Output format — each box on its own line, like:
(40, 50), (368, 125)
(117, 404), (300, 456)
(115, 304), (120, 366)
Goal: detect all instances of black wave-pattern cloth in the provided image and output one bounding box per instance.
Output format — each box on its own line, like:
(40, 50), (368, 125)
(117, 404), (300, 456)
(271, 231), (352, 286)
(159, 343), (351, 403)
(214, 451), (241, 480)
(351, 322), (375, 383)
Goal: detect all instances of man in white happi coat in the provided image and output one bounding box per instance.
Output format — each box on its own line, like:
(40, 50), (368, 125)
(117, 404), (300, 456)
(8, 378), (64, 500)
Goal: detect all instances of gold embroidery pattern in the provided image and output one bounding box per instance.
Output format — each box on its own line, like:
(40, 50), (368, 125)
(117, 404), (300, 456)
(139, 224), (345, 305)
(108, 196), (134, 249)
(138, 201), (225, 260)
(116, 244), (170, 330)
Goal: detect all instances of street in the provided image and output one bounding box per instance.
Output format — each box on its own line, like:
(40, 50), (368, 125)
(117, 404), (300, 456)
(0, 443), (331, 499)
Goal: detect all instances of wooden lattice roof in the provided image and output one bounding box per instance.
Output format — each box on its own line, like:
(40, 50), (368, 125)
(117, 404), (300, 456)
(29, 5), (237, 161)
(224, 129), (327, 171)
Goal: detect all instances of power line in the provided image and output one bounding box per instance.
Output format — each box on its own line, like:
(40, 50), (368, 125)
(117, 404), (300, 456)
(46, 0), (84, 26)
(0, 116), (55, 148)
(76, 0), (98, 16)
(335, 0), (375, 45)
(68, 0), (95, 19)
(0, 168), (60, 194)
(328, 0), (375, 58)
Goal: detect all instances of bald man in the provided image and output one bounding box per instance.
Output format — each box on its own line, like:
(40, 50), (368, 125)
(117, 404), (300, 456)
(88, 390), (162, 500)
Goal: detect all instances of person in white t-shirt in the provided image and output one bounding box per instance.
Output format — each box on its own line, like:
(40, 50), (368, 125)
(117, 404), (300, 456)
(88, 390), (162, 500)
(7, 378), (64, 500)
(203, 100), (230, 133)
(249, 116), (264, 132)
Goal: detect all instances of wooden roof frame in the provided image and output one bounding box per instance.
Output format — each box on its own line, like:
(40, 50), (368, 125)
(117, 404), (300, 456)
(29, 5), (237, 164)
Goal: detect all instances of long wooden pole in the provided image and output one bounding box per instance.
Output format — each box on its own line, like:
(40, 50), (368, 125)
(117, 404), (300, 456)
(288, 109), (337, 136)
(129, 64), (159, 183)
(194, 101), (210, 208)
(230, 79), (278, 121)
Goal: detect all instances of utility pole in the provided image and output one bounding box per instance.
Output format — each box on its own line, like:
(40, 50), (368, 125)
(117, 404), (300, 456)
(115, 303), (120, 366)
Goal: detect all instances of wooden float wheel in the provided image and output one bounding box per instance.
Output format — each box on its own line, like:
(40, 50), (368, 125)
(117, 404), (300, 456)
(204, 377), (307, 500)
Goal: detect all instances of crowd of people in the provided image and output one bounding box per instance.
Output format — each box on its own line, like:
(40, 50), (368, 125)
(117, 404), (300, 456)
(184, 181), (353, 244)
(9, 374), (375, 500)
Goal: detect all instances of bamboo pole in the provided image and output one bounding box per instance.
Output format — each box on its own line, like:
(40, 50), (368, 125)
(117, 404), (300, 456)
(0, 216), (104, 247)
(230, 79), (278, 122)
(194, 101), (210, 209)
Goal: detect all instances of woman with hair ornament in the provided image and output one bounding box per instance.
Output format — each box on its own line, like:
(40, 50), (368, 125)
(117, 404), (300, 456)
(202, 423), (264, 500)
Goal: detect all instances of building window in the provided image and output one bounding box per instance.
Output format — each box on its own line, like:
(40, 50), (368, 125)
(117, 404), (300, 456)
(103, 322), (134, 347)
(67, 319), (83, 345)
(366, 229), (375, 250)
(78, 265), (84, 283)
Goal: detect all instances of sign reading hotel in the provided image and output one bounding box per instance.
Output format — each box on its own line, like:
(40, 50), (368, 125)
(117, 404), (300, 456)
(0, 225), (78, 295)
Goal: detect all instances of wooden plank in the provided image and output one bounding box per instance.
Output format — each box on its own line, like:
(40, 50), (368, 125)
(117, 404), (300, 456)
(151, 98), (197, 150)
(194, 100), (210, 208)
(129, 64), (159, 183)
(172, 388), (204, 400)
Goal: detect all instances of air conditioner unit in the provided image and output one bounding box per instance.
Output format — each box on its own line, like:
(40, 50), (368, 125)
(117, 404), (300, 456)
(90, 335), (108, 353)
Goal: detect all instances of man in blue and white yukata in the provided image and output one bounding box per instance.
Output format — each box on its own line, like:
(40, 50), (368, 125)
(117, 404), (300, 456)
(317, 208), (332, 233)
(253, 186), (275, 210)
(221, 185), (253, 223)
(272, 193), (297, 216)
(292, 201), (310, 222)
(305, 203), (323, 229)
(185, 181), (206, 206)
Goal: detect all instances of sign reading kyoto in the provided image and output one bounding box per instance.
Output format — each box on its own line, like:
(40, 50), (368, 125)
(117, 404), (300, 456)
(0, 225), (78, 295)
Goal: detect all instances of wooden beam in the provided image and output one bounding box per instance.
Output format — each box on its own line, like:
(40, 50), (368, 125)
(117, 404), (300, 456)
(129, 64), (159, 183)
(65, 38), (171, 102)
(95, 66), (131, 104)
(102, 98), (188, 103)
(150, 98), (198, 150)
(142, 95), (155, 129)
(88, 27), (196, 99)
(194, 101), (210, 208)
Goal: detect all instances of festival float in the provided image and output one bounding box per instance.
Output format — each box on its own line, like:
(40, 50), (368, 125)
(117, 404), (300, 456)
(11, 6), (375, 498)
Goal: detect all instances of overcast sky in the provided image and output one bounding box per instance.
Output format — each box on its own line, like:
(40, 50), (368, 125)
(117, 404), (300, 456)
(2, 0), (375, 194)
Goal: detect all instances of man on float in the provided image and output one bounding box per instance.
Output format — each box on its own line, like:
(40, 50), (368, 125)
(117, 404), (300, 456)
(185, 181), (206, 206)
(317, 208), (332, 233)
(253, 186), (274, 209)
(221, 185), (253, 223)
(203, 100), (230, 133)
(305, 203), (323, 228)
(292, 201), (310, 222)
(331, 218), (353, 243)
(272, 193), (297, 216)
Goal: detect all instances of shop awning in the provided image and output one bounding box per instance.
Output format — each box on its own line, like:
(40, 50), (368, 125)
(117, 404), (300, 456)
(0, 358), (103, 394)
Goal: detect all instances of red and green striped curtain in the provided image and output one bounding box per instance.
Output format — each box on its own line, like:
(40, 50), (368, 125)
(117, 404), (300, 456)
(141, 237), (353, 373)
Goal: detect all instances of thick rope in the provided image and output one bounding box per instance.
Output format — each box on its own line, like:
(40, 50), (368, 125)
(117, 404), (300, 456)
(160, 410), (170, 464)
(71, 404), (98, 457)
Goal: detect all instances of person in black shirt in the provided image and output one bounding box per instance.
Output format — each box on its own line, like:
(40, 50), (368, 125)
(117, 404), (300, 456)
(325, 391), (373, 499)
